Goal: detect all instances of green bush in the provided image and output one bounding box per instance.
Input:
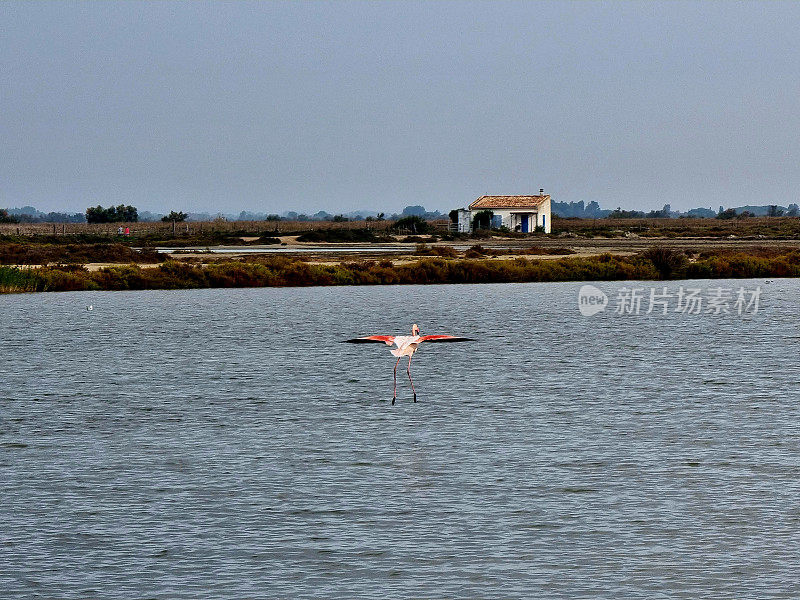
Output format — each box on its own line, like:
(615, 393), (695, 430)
(639, 246), (688, 279)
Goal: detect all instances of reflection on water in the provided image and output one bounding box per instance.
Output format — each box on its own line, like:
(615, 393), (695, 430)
(1, 280), (799, 598)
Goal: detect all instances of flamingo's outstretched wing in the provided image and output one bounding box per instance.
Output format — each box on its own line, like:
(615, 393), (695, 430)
(344, 335), (395, 345)
(419, 335), (473, 343)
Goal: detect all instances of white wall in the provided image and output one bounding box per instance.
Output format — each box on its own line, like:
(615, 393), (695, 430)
(456, 209), (472, 233)
(540, 197), (552, 233)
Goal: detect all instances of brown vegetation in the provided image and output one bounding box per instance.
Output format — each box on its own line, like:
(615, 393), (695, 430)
(3, 245), (799, 294)
(0, 243), (165, 265)
(552, 216), (800, 239)
(462, 244), (576, 258)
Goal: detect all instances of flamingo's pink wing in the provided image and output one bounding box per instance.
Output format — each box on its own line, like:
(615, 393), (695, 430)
(419, 335), (473, 343)
(344, 335), (395, 345)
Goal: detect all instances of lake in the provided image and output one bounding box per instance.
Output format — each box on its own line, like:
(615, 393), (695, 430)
(1, 279), (798, 598)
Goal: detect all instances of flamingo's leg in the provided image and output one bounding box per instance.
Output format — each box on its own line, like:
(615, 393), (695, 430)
(407, 355), (416, 402)
(392, 356), (401, 405)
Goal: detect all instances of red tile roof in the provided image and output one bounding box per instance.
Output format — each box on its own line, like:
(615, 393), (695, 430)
(469, 195), (550, 210)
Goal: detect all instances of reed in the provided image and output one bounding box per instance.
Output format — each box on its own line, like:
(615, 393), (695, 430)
(0, 267), (45, 293)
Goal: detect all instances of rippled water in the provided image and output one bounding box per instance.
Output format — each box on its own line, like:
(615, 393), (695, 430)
(2, 280), (799, 598)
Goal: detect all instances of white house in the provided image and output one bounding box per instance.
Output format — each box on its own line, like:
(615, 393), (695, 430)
(456, 191), (552, 233)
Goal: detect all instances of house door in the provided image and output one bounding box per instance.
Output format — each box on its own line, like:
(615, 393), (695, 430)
(521, 215), (529, 233)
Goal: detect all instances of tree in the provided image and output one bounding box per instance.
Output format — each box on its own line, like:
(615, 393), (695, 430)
(115, 204), (138, 222)
(86, 204), (138, 223)
(449, 209), (459, 223)
(393, 215), (428, 234)
(716, 208), (738, 220)
(161, 210), (188, 222)
(85, 205), (106, 223)
(0, 208), (18, 223)
(787, 203), (799, 217)
(472, 210), (494, 230)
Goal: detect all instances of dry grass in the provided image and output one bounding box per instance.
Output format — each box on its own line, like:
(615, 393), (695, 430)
(552, 216), (800, 238)
(0, 219), (450, 237)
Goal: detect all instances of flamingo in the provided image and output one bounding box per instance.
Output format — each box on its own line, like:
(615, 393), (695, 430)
(344, 324), (472, 404)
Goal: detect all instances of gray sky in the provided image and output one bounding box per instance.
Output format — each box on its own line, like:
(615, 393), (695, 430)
(3, 1), (799, 215)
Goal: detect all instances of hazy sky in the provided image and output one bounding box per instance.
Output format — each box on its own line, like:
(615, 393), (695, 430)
(3, 1), (799, 214)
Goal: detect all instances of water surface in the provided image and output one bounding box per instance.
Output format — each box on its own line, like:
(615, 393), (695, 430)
(2, 280), (799, 598)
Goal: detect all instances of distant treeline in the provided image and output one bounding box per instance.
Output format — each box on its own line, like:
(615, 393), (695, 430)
(4, 201), (800, 226)
(3, 247), (800, 293)
(552, 202), (800, 219)
(1, 204), (446, 224)
(2, 208), (86, 224)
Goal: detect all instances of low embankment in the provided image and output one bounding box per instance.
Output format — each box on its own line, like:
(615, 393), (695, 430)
(2, 247), (799, 293)
(0, 243), (165, 265)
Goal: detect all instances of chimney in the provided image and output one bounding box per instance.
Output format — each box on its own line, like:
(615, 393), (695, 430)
(539, 188), (544, 195)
